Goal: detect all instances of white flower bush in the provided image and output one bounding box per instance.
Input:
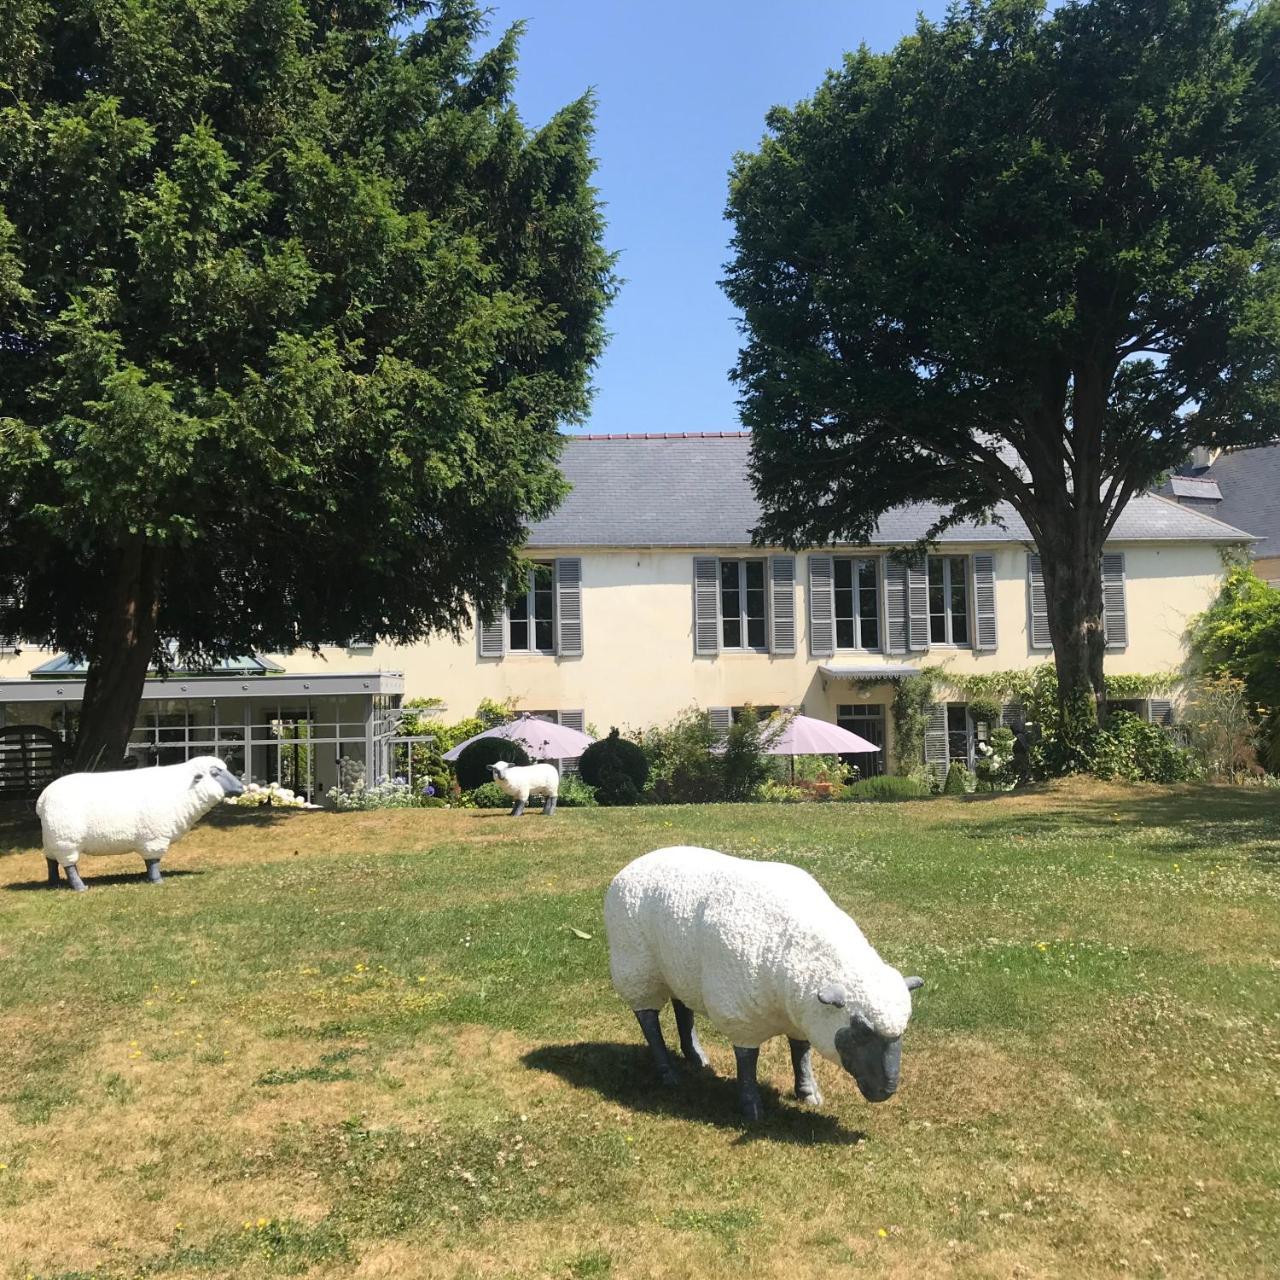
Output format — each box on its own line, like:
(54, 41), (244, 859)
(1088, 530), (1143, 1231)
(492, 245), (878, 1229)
(224, 781), (317, 810)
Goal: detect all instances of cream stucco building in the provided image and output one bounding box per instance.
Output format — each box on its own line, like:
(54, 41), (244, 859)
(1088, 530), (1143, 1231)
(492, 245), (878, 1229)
(0, 433), (1258, 796)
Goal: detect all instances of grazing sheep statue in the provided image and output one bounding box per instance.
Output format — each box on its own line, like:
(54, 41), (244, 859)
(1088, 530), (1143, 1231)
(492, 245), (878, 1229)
(488, 760), (559, 816)
(37, 755), (245, 890)
(604, 846), (923, 1120)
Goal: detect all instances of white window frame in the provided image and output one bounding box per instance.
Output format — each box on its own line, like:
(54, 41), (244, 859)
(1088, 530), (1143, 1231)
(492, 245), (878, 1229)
(718, 558), (769, 652)
(833, 556), (881, 651)
(507, 561), (557, 655)
(928, 555), (971, 648)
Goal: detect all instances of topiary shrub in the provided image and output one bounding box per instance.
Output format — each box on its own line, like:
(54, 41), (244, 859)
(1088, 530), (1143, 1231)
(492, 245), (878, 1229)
(578, 729), (649, 805)
(943, 761), (973, 795)
(454, 736), (531, 792)
(467, 781), (511, 808)
(845, 775), (930, 802)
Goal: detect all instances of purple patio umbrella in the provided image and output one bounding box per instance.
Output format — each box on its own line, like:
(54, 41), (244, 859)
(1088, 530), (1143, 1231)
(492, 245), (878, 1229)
(765, 714), (880, 760)
(442, 716), (596, 763)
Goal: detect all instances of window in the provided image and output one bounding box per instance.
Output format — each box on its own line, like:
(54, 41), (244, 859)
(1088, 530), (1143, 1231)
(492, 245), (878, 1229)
(719, 559), (767, 650)
(509, 562), (555, 653)
(928, 556), (969, 646)
(946, 703), (972, 766)
(837, 703), (885, 777)
(834, 557), (880, 649)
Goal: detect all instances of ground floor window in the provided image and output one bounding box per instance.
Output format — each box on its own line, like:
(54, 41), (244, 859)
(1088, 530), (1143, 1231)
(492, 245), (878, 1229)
(947, 703), (973, 767)
(837, 703), (886, 777)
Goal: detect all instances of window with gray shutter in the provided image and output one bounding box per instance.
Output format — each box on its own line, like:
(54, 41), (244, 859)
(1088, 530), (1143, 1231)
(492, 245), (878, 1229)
(477, 610), (505, 659)
(1146, 698), (1173, 728)
(884, 559), (908, 655)
(1026, 553), (1051, 650)
(558, 709), (586, 733)
(807, 554), (835, 658)
(1000, 701), (1026, 733)
(693, 557), (720, 656)
(907, 557), (929, 651)
(555, 557), (583, 656)
(1102, 552), (1128, 650)
(707, 706), (732, 739)
(924, 702), (949, 782)
(972, 553), (998, 651)
(769, 555), (796, 655)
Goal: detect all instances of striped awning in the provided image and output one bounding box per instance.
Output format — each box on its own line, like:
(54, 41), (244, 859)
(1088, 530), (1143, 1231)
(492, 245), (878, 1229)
(818, 664), (922, 681)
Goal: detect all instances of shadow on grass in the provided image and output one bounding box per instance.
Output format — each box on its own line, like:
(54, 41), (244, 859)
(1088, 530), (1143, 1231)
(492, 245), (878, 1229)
(522, 1041), (868, 1146)
(4, 868), (203, 892)
(205, 806), (311, 828)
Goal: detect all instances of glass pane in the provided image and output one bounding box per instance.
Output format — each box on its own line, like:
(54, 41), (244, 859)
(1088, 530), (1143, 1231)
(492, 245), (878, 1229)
(722, 616), (742, 648)
(857, 559), (878, 591)
(836, 618), (856, 649)
(861, 616), (879, 649)
(720, 560), (740, 644)
(746, 616), (766, 648)
(930, 612), (946, 645)
(509, 618), (529, 651)
(535, 618), (554, 651)
(509, 591), (529, 621)
(928, 558), (943, 587)
(744, 560), (765, 591)
(532, 563), (554, 592)
(834, 559), (853, 590)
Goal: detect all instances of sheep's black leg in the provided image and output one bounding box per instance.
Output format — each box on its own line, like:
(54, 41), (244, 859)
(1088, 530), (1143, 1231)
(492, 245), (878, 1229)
(672, 999), (711, 1070)
(634, 1009), (679, 1087)
(509, 799), (526, 817)
(46, 858), (60, 886)
(145, 860), (164, 884)
(64, 863), (87, 892)
(542, 795), (557, 815)
(789, 1037), (823, 1105)
(734, 1046), (763, 1121)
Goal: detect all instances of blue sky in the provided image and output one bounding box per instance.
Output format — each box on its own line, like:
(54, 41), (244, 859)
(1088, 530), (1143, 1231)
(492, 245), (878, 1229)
(478, 1), (953, 434)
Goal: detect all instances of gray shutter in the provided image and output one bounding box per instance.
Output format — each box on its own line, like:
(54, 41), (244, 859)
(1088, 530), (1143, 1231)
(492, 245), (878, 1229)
(558, 709), (585, 732)
(924, 703), (949, 782)
(807, 554), (835, 658)
(884, 559), (908, 655)
(1026, 554), (1051, 650)
(708, 707), (732, 739)
(972, 553), (997, 652)
(477, 609), (505, 659)
(769, 555), (796, 655)
(1102, 552), (1128, 650)
(907, 558), (929, 651)
(1000, 701), (1025, 733)
(555, 557), (583, 657)
(1146, 698), (1173, 728)
(693, 557), (720, 656)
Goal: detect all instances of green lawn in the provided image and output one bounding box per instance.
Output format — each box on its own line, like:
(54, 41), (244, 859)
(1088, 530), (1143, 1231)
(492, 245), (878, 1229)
(1, 782), (1277, 1279)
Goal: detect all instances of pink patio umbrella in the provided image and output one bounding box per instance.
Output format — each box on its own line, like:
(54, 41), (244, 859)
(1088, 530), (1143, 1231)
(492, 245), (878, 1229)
(765, 714), (880, 777)
(442, 715), (595, 763)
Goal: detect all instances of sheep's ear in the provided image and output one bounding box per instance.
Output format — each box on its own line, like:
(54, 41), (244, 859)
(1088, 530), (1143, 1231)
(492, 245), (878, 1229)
(817, 983), (847, 1008)
(191, 771), (204, 783)
(905, 975), (924, 992)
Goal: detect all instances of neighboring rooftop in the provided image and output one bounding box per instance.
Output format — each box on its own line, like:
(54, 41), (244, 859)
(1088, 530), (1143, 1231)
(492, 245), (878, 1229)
(1164, 443), (1280, 556)
(527, 434), (1257, 548)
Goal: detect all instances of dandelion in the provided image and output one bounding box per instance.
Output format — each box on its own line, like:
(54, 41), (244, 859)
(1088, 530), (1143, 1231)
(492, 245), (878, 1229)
(1037, 942), (1048, 952)
(189, 979), (199, 986)
(877, 1228), (888, 1239)
(257, 1217), (268, 1228)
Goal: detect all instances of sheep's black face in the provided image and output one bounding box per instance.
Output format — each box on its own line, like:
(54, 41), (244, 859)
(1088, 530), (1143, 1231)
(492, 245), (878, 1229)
(834, 1017), (902, 1102)
(209, 764), (245, 797)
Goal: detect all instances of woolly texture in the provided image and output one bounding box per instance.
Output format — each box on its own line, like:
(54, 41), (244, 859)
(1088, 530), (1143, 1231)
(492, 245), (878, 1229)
(604, 847), (915, 1062)
(37, 756), (238, 867)
(489, 761), (559, 803)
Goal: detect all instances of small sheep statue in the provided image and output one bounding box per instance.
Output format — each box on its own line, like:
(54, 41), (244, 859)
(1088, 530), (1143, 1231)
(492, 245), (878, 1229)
(488, 759), (559, 816)
(604, 846), (923, 1120)
(37, 755), (246, 890)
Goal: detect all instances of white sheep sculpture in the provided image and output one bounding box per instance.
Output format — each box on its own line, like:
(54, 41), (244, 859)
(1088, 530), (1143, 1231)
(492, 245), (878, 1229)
(488, 760), (559, 816)
(604, 846), (924, 1119)
(37, 755), (246, 890)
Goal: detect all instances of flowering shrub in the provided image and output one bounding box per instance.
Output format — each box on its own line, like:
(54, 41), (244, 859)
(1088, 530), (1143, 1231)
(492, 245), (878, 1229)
(974, 727), (1018, 791)
(225, 782), (314, 809)
(326, 777), (426, 811)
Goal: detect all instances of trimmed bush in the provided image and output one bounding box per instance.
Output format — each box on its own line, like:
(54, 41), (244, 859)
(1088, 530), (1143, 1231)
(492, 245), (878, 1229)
(579, 729), (649, 805)
(845, 775), (930, 802)
(468, 781), (510, 809)
(943, 761), (973, 795)
(454, 736), (531, 792)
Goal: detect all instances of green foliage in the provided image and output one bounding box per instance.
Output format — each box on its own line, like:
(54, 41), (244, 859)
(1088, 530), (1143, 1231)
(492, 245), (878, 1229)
(639, 709), (722, 804)
(720, 707), (773, 802)
(454, 738), (531, 793)
(1188, 563), (1280, 770)
(943, 761), (974, 796)
(727, 0), (1280, 724)
(974, 726), (1019, 792)
(578, 729), (649, 806)
(758, 779), (809, 803)
(1089, 712), (1201, 785)
(555, 775), (599, 808)
(891, 671), (944, 776)
(0, 0), (614, 762)
(844, 775), (930, 802)
(467, 781), (511, 810)
(1183, 675), (1261, 782)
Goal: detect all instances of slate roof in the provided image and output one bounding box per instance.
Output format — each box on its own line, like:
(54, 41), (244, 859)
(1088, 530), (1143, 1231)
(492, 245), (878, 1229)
(1196, 444), (1280, 556)
(526, 433), (1255, 549)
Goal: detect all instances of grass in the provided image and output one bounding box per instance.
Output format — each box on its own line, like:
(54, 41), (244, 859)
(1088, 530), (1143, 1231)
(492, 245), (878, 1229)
(0, 780), (1277, 1278)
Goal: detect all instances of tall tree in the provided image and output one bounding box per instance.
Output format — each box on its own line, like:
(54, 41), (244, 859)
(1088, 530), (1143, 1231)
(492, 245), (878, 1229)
(725, 0), (1280, 747)
(0, 0), (613, 768)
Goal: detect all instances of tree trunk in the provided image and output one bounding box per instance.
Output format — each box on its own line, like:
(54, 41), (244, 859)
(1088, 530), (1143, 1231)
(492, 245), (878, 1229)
(72, 541), (166, 771)
(1039, 533), (1107, 753)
